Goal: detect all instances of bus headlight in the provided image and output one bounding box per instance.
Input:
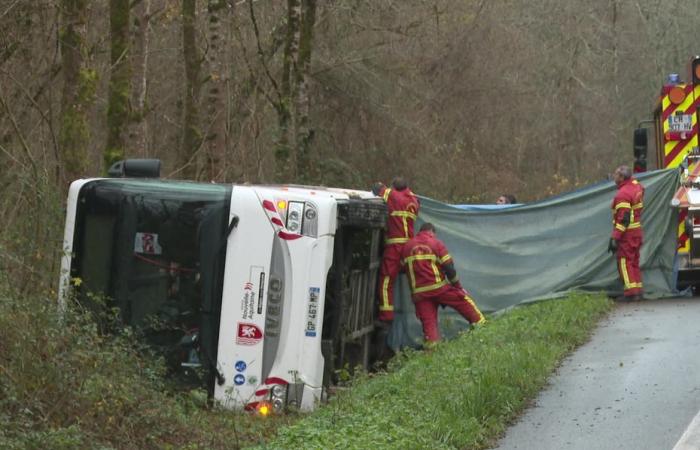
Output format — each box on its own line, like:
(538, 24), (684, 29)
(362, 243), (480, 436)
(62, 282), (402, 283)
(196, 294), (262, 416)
(271, 384), (286, 397)
(287, 201), (304, 232)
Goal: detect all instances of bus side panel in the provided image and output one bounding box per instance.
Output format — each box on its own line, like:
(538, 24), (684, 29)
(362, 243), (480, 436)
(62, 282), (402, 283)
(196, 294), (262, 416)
(214, 187), (275, 407)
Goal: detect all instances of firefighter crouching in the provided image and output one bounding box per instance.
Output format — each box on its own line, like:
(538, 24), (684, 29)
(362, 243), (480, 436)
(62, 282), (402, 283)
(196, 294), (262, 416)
(401, 222), (486, 342)
(372, 177), (420, 322)
(608, 165), (645, 301)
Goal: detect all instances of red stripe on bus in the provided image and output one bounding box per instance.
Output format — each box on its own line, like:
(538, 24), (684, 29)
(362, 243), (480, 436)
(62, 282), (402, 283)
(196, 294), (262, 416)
(263, 200), (276, 212)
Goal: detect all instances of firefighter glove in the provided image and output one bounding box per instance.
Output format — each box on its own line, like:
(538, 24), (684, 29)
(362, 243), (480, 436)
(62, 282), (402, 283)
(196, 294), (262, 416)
(607, 237), (618, 254)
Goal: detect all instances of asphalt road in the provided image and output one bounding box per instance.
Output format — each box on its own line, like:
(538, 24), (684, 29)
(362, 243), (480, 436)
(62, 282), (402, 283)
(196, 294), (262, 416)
(494, 298), (700, 450)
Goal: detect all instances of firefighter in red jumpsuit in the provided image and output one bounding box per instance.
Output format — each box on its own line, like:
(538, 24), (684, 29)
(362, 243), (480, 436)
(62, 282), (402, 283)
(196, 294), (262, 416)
(372, 177), (420, 322)
(608, 165), (644, 301)
(401, 222), (485, 342)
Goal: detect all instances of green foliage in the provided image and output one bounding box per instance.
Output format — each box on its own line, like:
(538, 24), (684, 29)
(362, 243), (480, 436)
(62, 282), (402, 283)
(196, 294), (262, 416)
(263, 293), (612, 450)
(0, 276), (294, 450)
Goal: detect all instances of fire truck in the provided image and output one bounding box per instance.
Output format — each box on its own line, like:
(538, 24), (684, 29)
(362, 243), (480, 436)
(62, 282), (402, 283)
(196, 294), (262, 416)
(58, 160), (388, 413)
(633, 55), (700, 290)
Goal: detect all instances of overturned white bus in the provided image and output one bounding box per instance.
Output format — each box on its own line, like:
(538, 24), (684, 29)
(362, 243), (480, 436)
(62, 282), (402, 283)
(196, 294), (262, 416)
(59, 160), (388, 413)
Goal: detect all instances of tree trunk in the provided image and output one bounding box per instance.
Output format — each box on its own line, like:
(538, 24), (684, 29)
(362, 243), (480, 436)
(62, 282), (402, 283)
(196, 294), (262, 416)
(275, 0), (300, 182)
(126, 0), (151, 156)
(295, 0), (316, 182)
(205, 0), (230, 181)
(105, 0), (131, 171)
(181, 0), (201, 179)
(59, 0), (94, 183)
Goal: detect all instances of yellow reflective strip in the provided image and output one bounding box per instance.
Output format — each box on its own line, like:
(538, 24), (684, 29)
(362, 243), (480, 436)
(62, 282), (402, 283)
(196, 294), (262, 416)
(383, 188), (391, 202)
(440, 254), (452, 264)
(431, 262), (441, 283)
(403, 217), (408, 238)
(615, 223), (626, 232)
(380, 276), (391, 310)
(405, 254), (439, 263)
(413, 279), (447, 294)
(386, 237), (409, 244)
(620, 257), (632, 289)
(390, 211), (417, 219)
(614, 202), (631, 210)
(463, 293), (485, 324)
(632, 202), (643, 209)
(627, 222), (641, 229)
(407, 261), (417, 291)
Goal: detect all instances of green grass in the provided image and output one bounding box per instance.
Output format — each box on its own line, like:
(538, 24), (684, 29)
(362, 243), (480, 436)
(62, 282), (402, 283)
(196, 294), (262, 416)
(262, 292), (612, 450)
(0, 273), (611, 449)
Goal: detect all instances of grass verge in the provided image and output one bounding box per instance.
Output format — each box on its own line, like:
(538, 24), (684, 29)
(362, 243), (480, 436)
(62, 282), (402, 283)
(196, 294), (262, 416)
(262, 292), (612, 450)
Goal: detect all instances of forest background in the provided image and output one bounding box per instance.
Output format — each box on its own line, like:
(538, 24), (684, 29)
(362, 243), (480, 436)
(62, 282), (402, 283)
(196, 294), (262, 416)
(1, 0), (700, 292)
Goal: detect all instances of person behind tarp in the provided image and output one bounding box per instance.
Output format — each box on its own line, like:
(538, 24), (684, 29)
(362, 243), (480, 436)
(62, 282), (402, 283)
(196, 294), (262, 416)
(608, 165), (645, 301)
(372, 176), (420, 322)
(496, 194), (517, 205)
(400, 222), (486, 342)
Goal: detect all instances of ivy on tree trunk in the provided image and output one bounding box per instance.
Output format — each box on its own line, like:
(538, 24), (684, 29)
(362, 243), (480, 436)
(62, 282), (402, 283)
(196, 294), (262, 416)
(105, 0), (131, 172)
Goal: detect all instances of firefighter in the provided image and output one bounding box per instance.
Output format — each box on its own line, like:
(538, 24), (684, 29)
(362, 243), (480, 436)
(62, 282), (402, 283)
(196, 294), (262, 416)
(608, 165), (644, 301)
(401, 222), (485, 342)
(496, 194), (517, 205)
(372, 177), (420, 322)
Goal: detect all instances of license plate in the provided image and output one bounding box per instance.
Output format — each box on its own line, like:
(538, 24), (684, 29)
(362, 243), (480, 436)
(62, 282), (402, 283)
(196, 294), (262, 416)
(669, 114), (693, 132)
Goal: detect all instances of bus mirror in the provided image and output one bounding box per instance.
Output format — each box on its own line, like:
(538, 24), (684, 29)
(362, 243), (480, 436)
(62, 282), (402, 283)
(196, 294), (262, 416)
(633, 128), (647, 159)
(108, 159), (161, 178)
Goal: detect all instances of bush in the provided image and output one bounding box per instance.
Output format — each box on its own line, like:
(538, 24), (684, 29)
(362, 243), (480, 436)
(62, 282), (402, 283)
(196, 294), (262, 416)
(0, 274), (292, 449)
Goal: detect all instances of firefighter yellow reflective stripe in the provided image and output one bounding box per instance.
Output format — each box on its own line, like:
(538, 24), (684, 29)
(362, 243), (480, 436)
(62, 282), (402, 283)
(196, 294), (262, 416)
(464, 293), (486, 324)
(405, 254), (438, 263)
(390, 211), (417, 219)
(619, 257), (632, 289)
(431, 261), (441, 283)
(413, 279), (448, 294)
(380, 276), (392, 311)
(383, 188), (391, 202)
(614, 202), (631, 210)
(403, 217), (408, 238)
(627, 222), (641, 229)
(615, 223), (626, 232)
(632, 202), (643, 209)
(440, 254), (452, 264)
(407, 261), (416, 290)
(386, 237), (409, 244)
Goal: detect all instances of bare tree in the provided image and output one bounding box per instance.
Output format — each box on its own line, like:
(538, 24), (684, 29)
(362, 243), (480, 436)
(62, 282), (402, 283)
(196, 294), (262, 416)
(125, 0), (151, 156)
(59, 0), (94, 183)
(294, 0), (316, 182)
(105, 0), (131, 171)
(204, 0), (231, 180)
(180, 0), (201, 179)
